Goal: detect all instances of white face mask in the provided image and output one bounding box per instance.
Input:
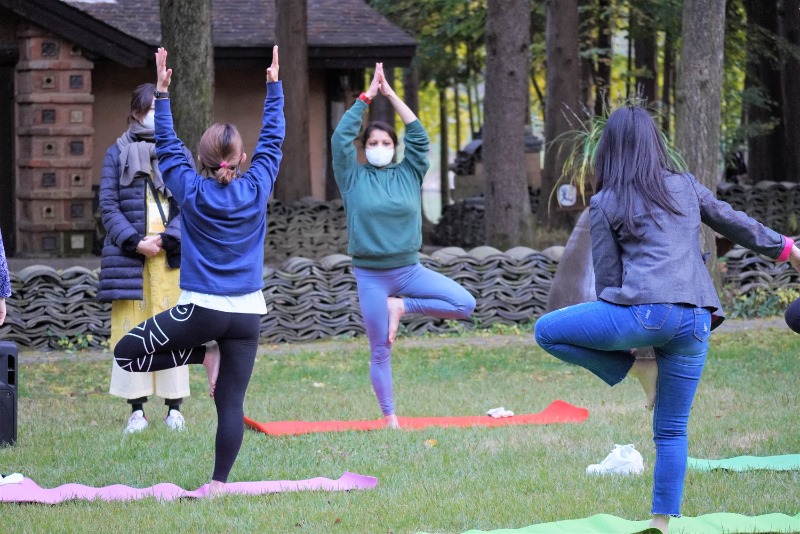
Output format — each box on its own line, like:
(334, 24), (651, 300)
(141, 109), (155, 130)
(365, 146), (394, 167)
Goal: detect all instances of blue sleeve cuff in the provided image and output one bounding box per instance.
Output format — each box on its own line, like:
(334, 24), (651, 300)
(267, 80), (283, 98)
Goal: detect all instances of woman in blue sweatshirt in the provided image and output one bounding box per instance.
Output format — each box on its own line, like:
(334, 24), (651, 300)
(114, 46), (284, 494)
(332, 63), (476, 429)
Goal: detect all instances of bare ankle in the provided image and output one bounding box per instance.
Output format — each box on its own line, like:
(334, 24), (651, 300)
(385, 414), (400, 429)
(203, 341), (221, 398)
(630, 358), (658, 410)
(650, 514), (669, 533)
(207, 479), (226, 497)
(387, 298), (405, 344)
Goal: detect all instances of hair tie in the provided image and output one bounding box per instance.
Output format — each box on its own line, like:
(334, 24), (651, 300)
(219, 161), (229, 168)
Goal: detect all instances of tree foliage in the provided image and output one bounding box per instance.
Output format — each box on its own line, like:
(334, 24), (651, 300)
(369, 0), (800, 247)
(369, 0), (486, 88)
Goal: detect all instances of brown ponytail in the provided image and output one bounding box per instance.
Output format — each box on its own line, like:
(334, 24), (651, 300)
(197, 123), (244, 185)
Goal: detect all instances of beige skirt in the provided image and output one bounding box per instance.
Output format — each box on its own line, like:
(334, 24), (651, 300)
(108, 250), (190, 400)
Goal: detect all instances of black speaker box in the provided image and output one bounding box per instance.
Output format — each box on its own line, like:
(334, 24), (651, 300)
(0, 340), (17, 446)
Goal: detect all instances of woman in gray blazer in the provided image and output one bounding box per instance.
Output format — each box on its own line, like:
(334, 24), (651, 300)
(534, 106), (800, 533)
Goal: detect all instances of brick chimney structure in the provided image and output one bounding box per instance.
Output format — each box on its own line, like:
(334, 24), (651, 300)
(15, 25), (95, 257)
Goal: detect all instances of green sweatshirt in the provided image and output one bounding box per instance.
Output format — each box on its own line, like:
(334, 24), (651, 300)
(331, 99), (431, 269)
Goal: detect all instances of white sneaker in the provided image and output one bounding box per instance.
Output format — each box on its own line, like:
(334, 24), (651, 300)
(0, 473), (24, 486)
(164, 409), (186, 431)
(587, 444), (644, 475)
(124, 409), (149, 433)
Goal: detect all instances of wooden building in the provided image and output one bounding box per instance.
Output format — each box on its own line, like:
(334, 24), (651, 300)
(0, 0), (415, 256)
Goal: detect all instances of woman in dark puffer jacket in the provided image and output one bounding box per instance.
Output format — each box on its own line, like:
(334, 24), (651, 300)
(98, 83), (193, 434)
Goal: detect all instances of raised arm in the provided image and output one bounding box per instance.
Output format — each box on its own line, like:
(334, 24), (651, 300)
(246, 46), (285, 196)
(377, 63), (417, 125)
(331, 65), (381, 193)
(377, 63), (430, 180)
(152, 47), (197, 203)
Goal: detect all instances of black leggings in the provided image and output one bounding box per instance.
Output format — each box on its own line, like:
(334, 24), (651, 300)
(114, 303), (261, 482)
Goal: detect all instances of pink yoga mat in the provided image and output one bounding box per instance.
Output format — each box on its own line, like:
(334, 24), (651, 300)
(245, 400), (589, 436)
(0, 472), (377, 504)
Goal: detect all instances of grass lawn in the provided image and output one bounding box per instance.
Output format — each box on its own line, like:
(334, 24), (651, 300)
(1, 326), (799, 533)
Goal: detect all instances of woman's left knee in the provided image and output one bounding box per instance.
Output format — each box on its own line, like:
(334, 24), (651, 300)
(533, 316), (553, 347)
(459, 293), (477, 317)
(113, 336), (129, 360)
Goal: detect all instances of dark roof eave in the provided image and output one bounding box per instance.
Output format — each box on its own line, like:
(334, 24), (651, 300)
(0, 0), (153, 68)
(2, 0), (416, 71)
(215, 45), (416, 70)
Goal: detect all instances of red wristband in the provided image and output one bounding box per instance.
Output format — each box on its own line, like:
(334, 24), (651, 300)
(358, 92), (372, 105)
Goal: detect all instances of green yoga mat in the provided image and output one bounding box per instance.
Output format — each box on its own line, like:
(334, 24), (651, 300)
(688, 454), (800, 472)
(432, 512), (800, 534)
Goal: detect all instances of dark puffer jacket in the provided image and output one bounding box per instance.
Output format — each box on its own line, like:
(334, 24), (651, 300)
(98, 141), (192, 302)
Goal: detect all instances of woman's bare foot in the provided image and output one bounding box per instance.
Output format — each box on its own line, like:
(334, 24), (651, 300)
(629, 357), (658, 410)
(387, 297), (405, 344)
(385, 414), (400, 429)
(203, 341), (221, 398)
(650, 514), (669, 533)
(207, 479), (226, 497)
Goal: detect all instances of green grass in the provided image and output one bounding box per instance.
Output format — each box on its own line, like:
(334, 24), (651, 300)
(2, 328), (799, 533)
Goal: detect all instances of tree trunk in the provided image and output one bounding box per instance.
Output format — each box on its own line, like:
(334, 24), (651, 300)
(743, 0), (785, 184)
(158, 0), (213, 155)
(675, 0), (726, 289)
(578, 0), (594, 111)
(465, 48), (477, 137)
(439, 87), (449, 212)
(483, 0), (535, 249)
(402, 66), (420, 116)
(274, 0), (311, 202)
(780, 0), (800, 183)
(594, 0), (612, 117)
(466, 77), (476, 137)
(454, 83), (462, 151)
(580, 56), (594, 112)
(539, 0), (580, 231)
(661, 31), (674, 135)
(632, 10), (658, 108)
(402, 66), (434, 241)
(371, 67), (396, 127)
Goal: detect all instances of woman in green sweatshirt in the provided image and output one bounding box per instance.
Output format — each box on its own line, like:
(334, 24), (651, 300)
(332, 63), (476, 429)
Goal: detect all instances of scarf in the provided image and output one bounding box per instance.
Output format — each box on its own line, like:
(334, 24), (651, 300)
(115, 121), (169, 196)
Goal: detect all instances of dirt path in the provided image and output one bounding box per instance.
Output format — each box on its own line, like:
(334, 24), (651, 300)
(14, 316), (790, 364)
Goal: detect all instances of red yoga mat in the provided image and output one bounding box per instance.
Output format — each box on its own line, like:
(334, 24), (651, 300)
(244, 400), (589, 436)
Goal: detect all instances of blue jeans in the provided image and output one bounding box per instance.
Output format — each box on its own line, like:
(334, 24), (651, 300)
(354, 263), (476, 416)
(534, 301), (710, 516)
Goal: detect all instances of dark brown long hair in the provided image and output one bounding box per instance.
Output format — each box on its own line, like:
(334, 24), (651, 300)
(594, 106), (682, 235)
(361, 121), (398, 148)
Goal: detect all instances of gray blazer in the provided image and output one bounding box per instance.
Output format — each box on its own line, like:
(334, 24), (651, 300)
(590, 172), (791, 328)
